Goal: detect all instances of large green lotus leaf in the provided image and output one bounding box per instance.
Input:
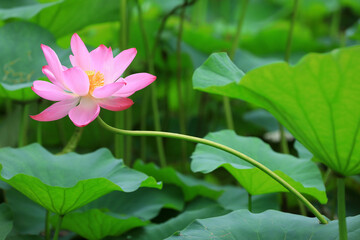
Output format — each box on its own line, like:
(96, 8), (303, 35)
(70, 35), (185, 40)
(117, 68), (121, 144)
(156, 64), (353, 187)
(33, 0), (119, 38)
(168, 210), (360, 240)
(0, 144), (161, 215)
(0, 204), (13, 240)
(133, 160), (223, 201)
(238, 46), (360, 176)
(0, 21), (71, 101)
(0, 0), (60, 20)
(192, 52), (245, 97)
(217, 186), (280, 213)
(62, 210), (148, 240)
(193, 47), (360, 176)
(61, 185), (183, 239)
(124, 198), (230, 240)
(191, 130), (327, 203)
(6, 188), (45, 235)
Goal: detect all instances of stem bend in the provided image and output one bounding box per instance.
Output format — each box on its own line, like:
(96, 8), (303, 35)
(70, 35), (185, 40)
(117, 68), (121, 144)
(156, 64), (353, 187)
(97, 116), (327, 224)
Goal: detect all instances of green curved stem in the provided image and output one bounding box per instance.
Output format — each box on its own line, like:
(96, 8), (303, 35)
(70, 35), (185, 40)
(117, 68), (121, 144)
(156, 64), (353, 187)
(52, 214), (63, 240)
(97, 116), (327, 224)
(337, 177), (348, 240)
(58, 127), (84, 155)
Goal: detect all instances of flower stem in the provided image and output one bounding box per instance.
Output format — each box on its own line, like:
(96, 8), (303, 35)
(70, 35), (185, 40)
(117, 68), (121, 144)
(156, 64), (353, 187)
(97, 116), (327, 224)
(136, 0), (167, 167)
(284, 0), (299, 63)
(18, 103), (30, 147)
(58, 127), (84, 154)
(278, 0), (298, 154)
(229, 0), (249, 59)
(150, 82), (167, 167)
(45, 210), (51, 240)
(135, 0), (150, 162)
(52, 214), (63, 240)
(279, 124), (289, 154)
(223, 0), (249, 131)
(337, 177), (348, 240)
(176, 0), (188, 167)
(126, 108), (133, 164)
(115, 0), (128, 160)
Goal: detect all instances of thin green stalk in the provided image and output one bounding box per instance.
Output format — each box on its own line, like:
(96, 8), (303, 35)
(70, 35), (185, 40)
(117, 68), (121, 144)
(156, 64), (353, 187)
(192, 0), (207, 26)
(150, 81), (167, 167)
(115, 0), (128, 159)
(223, 97), (234, 130)
(284, 0), (299, 63)
(136, 0), (151, 162)
(140, 89), (150, 162)
(279, 124), (289, 154)
(223, 0), (249, 131)
(45, 210), (51, 240)
(248, 193), (252, 212)
(282, 0), (301, 214)
(97, 116), (327, 224)
(52, 214), (63, 240)
(136, 0), (167, 166)
(18, 103), (30, 147)
(126, 108), (133, 165)
(330, 0), (342, 40)
(58, 127), (84, 154)
(324, 168), (332, 186)
(115, 112), (125, 158)
(229, 0), (249, 59)
(176, 0), (188, 165)
(280, 0), (298, 151)
(337, 177), (348, 240)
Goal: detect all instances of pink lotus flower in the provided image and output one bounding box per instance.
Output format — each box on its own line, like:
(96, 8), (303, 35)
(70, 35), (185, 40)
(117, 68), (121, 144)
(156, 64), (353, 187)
(31, 33), (156, 127)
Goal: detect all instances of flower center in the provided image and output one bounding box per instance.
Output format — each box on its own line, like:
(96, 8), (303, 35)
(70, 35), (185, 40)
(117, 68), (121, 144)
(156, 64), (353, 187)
(86, 70), (104, 93)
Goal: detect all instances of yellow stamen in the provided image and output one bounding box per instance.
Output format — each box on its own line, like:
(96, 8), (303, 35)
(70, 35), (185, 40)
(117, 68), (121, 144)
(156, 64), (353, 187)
(86, 70), (104, 94)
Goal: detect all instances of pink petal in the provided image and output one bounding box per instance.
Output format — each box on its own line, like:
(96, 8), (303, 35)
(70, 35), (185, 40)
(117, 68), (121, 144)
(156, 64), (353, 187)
(112, 48), (137, 81)
(98, 97), (134, 111)
(63, 67), (90, 96)
(114, 73), (156, 97)
(32, 80), (75, 101)
(90, 45), (114, 84)
(30, 98), (79, 122)
(41, 44), (65, 85)
(70, 33), (92, 70)
(91, 81), (125, 99)
(42, 66), (58, 85)
(68, 97), (100, 127)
